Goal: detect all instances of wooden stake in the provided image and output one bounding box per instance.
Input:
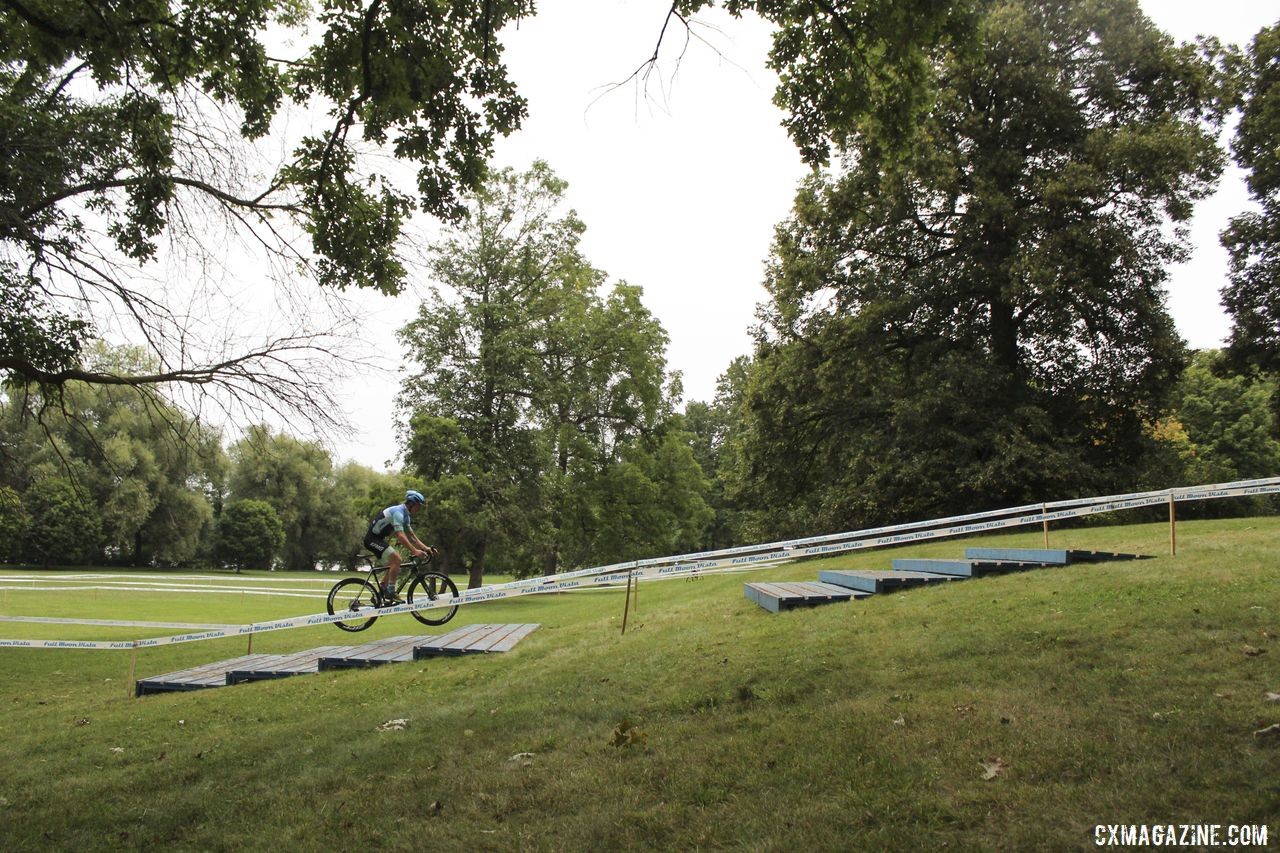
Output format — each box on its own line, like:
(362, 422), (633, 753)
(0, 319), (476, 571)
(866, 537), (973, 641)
(126, 644), (138, 700)
(247, 632), (254, 655)
(1042, 504), (1050, 548)
(621, 570), (633, 635)
(1169, 493), (1177, 556)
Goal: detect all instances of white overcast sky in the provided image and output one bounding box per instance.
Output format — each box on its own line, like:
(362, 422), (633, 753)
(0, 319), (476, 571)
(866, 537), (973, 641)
(325, 0), (1278, 471)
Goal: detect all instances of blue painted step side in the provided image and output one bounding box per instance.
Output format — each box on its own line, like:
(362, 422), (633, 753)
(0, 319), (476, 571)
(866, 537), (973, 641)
(819, 569), (955, 594)
(892, 558), (979, 577)
(964, 547), (1068, 565)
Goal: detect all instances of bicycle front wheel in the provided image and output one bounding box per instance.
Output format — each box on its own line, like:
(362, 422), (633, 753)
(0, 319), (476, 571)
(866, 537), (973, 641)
(407, 572), (459, 626)
(327, 577), (380, 632)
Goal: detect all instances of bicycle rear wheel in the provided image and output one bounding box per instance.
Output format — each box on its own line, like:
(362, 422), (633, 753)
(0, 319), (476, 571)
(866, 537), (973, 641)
(327, 577), (380, 632)
(407, 572), (459, 626)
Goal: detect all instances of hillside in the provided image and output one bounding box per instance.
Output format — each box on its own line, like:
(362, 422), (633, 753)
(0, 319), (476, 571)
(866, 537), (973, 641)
(1, 517), (1277, 850)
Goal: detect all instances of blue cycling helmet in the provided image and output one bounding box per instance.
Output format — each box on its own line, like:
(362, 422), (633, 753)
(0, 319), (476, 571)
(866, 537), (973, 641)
(405, 490), (426, 506)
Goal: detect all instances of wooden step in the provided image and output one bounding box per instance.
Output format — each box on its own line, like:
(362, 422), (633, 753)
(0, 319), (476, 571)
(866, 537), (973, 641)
(134, 624), (541, 696)
(891, 557), (1039, 578)
(413, 623), (541, 657)
(818, 569), (957, 594)
(135, 654), (280, 697)
(744, 581), (870, 613)
(226, 646), (354, 684)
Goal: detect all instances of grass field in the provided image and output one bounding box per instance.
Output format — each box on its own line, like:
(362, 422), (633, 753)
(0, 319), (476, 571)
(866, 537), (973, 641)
(1, 518), (1277, 851)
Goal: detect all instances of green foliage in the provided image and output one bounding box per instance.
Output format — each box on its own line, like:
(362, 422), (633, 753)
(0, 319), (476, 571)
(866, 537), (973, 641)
(686, 0), (973, 164)
(733, 0), (1228, 536)
(19, 476), (103, 566)
(228, 425), (340, 571)
(0, 343), (225, 565)
(1222, 20), (1280, 375)
(329, 462), (404, 569)
(400, 163), (707, 577)
(0, 0), (534, 414)
(684, 356), (752, 548)
(215, 499), (285, 570)
(1176, 352), (1280, 480)
(1141, 351), (1280, 515)
(0, 484), (30, 561)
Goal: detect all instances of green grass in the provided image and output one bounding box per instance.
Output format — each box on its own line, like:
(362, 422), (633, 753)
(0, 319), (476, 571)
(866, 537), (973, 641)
(1, 518), (1277, 851)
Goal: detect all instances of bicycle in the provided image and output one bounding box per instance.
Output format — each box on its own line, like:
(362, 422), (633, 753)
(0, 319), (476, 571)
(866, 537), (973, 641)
(326, 556), (459, 633)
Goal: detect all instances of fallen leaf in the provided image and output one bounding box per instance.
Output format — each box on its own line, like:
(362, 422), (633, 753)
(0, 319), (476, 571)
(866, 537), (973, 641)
(507, 752), (535, 766)
(1243, 645), (1266, 657)
(980, 758), (1008, 780)
(110, 747), (124, 754)
(1265, 692), (1280, 703)
(75, 718), (90, 727)
(1253, 723), (1280, 741)
(610, 721), (647, 748)
(954, 704), (975, 716)
(892, 716), (906, 726)
(376, 719), (409, 732)
(428, 801), (443, 815)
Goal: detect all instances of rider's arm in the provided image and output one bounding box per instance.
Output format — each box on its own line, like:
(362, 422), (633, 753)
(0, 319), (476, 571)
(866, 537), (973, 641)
(395, 530), (425, 556)
(409, 531), (436, 556)
(406, 530), (436, 556)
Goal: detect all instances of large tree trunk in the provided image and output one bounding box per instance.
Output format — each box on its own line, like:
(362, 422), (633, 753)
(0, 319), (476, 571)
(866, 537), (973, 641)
(469, 536), (486, 589)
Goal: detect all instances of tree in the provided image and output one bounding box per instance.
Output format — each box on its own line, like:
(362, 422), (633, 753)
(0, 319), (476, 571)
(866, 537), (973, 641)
(328, 461), (403, 570)
(216, 499), (285, 571)
(2, 0), (1038, 435)
(546, 423), (711, 569)
(1, 0), (533, 426)
(400, 163), (700, 578)
(0, 485), (30, 562)
(227, 424), (335, 570)
(1222, 20), (1280, 376)
(19, 476), (104, 566)
(685, 356), (752, 549)
(1175, 351), (1280, 483)
(734, 0), (1228, 535)
(0, 343), (224, 564)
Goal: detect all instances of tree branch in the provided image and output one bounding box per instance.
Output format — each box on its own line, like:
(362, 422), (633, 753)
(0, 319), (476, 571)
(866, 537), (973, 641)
(19, 175), (301, 221)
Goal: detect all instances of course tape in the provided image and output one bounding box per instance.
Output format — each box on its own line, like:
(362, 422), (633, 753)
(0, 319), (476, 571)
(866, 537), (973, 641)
(0, 616), (241, 629)
(2, 476), (1276, 651)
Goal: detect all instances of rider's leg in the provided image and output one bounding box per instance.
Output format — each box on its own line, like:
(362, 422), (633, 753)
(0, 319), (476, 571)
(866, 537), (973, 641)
(384, 548), (402, 597)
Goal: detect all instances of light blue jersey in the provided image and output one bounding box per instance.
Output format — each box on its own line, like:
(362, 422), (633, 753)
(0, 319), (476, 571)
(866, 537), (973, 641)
(369, 503), (413, 537)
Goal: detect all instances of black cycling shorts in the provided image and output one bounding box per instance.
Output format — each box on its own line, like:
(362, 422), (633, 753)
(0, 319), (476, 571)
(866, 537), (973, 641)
(363, 529), (389, 559)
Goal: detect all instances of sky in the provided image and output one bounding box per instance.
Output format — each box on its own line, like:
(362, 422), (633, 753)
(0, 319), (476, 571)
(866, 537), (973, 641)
(325, 0), (1278, 472)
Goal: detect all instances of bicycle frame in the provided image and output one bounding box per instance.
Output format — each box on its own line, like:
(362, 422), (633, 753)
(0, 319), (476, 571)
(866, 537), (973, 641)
(379, 555), (442, 589)
(326, 556), (459, 632)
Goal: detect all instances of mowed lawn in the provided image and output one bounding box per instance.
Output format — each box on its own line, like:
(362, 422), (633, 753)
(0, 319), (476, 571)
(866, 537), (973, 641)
(0, 517), (1277, 851)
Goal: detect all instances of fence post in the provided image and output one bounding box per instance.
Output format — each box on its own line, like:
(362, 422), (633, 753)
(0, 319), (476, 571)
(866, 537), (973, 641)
(1169, 493), (1177, 556)
(1042, 503), (1050, 548)
(621, 569), (634, 635)
(126, 643), (138, 700)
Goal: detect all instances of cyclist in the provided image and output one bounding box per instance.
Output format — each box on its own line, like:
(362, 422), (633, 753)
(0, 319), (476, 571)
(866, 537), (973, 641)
(364, 490), (438, 605)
